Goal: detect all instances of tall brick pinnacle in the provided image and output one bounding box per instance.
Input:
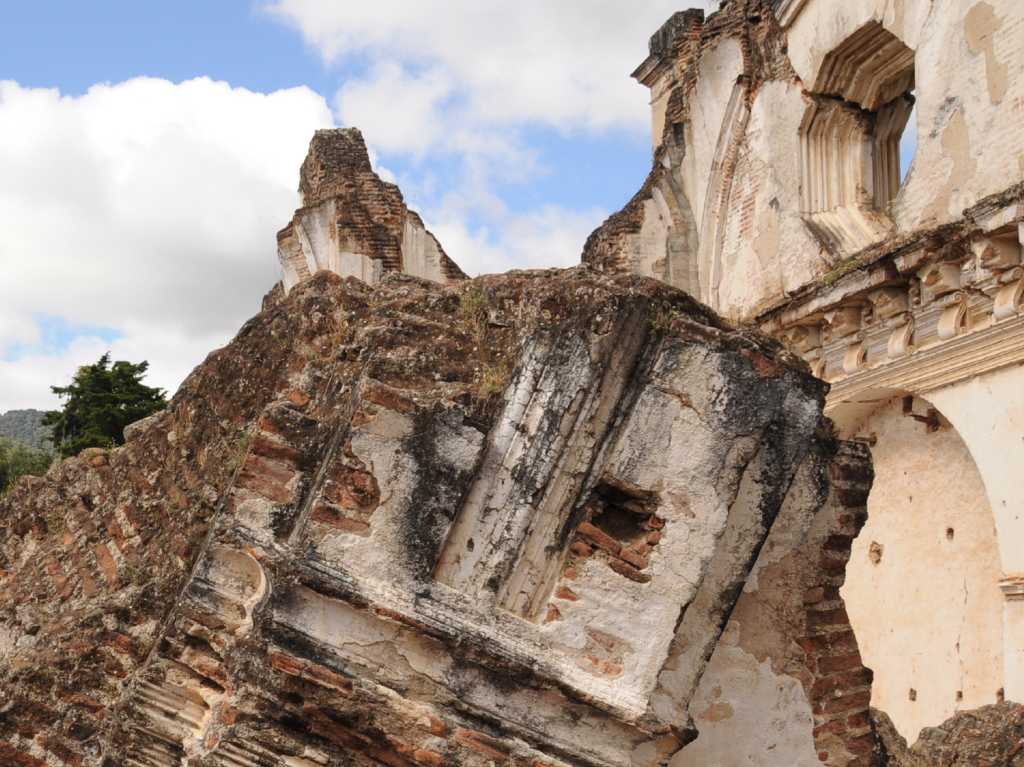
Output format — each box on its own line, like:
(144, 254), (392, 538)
(299, 127), (376, 207)
(275, 127), (467, 293)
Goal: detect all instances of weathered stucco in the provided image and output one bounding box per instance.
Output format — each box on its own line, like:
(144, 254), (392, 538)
(842, 396), (1004, 742)
(590, 0), (1024, 320)
(2, 1), (1023, 765)
(590, 0), (1024, 760)
(0, 251), (886, 765)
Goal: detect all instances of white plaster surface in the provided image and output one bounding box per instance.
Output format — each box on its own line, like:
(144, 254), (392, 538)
(674, 640), (820, 767)
(684, 37), (744, 232)
(927, 364), (1024, 703)
(843, 395), (1005, 741)
(715, 80), (827, 320)
(633, 0), (1023, 322)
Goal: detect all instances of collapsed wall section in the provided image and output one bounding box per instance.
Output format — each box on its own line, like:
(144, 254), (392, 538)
(0, 262), (884, 766)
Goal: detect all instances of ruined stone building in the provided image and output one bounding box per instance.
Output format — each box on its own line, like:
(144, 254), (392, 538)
(581, 0), (1024, 756)
(2, 1), (1023, 766)
(275, 129), (466, 294)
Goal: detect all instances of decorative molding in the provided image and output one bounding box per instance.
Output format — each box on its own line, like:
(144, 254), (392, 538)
(1000, 574), (1024, 602)
(994, 275), (1024, 320)
(775, 0), (810, 27)
(824, 305), (863, 341)
(887, 319), (914, 359)
(937, 295), (968, 340)
(843, 343), (867, 375)
(699, 81), (751, 308)
(798, 24), (915, 255)
(763, 206), (1024, 410)
(825, 313), (1024, 410)
(918, 262), (962, 298)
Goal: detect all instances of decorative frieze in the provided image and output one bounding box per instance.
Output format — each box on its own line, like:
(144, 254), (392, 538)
(918, 262), (962, 300)
(843, 342), (868, 375)
(768, 210), (1024, 395)
(824, 305), (864, 341)
(887, 319), (915, 359)
(867, 286), (909, 320)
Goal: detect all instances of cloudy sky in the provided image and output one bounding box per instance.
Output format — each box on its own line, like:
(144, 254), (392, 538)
(0, 1), (720, 412)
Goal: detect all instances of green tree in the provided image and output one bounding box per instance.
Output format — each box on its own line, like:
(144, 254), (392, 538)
(0, 437), (52, 495)
(43, 353), (167, 458)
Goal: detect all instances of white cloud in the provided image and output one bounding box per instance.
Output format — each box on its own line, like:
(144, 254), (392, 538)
(259, 1), (717, 289)
(431, 204), (607, 277)
(4, 4), (723, 411)
(266, 1), (717, 142)
(337, 62), (454, 156)
(0, 77), (334, 411)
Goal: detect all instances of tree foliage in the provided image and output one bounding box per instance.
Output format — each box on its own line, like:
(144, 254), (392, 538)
(0, 437), (51, 495)
(43, 353), (167, 458)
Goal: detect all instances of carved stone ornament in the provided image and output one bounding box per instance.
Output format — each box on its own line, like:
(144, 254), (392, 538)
(825, 305), (863, 340)
(887, 318), (915, 359)
(918, 262), (962, 299)
(994, 274), (1024, 321)
(937, 294), (968, 340)
(842, 342), (868, 374)
(868, 286), (909, 321)
(783, 323), (822, 353)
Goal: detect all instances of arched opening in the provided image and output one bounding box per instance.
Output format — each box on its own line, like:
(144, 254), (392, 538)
(839, 394), (1004, 741)
(800, 22), (916, 253)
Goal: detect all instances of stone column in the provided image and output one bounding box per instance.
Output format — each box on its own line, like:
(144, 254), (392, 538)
(1000, 575), (1024, 702)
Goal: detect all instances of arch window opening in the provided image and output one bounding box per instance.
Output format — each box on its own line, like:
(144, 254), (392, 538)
(799, 22), (916, 253)
(898, 95), (918, 186)
(874, 88), (916, 208)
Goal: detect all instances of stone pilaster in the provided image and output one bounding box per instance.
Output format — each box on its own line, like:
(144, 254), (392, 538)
(1000, 574), (1024, 702)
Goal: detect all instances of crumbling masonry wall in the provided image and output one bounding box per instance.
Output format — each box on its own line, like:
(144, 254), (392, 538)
(3, 1), (1022, 763)
(1, 261), (886, 766)
(585, 0), (1024, 747)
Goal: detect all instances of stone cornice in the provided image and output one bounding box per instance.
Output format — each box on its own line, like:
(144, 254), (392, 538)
(631, 54), (666, 87)
(759, 197), (1024, 408)
(756, 183), (1024, 329)
(825, 313), (1024, 411)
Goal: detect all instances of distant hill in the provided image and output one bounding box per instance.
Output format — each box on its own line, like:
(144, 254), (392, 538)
(0, 409), (53, 451)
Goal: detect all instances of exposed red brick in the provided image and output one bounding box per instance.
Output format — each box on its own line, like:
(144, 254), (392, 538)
(576, 522), (621, 555)
(237, 453), (298, 504)
(412, 748), (446, 767)
(287, 389), (311, 409)
(568, 541), (593, 557)
(454, 728), (510, 762)
(311, 502), (372, 535)
(250, 433), (304, 466)
(608, 557), (651, 583)
(619, 546), (650, 570)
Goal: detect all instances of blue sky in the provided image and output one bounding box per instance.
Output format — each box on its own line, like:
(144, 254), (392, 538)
(0, 1), (652, 219)
(1, 1), (651, 210)
(1, 1), (919, 412)
(1, 2), (334, 95)
(3, 2), (694, 412)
